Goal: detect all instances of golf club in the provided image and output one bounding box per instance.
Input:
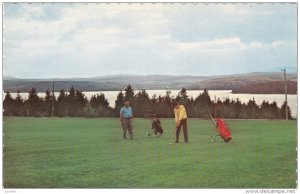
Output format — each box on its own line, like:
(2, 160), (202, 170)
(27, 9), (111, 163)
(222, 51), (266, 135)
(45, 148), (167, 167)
(208, 111), (217, 128)
(169, 126), (177, 144)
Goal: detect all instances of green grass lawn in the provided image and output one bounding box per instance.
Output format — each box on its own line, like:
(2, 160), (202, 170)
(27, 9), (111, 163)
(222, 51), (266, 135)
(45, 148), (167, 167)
(3, 117), (297, 188)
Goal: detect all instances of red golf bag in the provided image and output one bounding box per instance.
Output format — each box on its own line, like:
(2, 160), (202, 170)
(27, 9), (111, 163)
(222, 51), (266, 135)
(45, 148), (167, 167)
(209, 111), (232, 143)
(216, 118), (232, 143)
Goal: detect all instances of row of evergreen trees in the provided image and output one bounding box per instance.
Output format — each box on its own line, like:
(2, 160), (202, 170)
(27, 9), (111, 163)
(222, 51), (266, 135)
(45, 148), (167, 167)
(3, 85), (292, 119)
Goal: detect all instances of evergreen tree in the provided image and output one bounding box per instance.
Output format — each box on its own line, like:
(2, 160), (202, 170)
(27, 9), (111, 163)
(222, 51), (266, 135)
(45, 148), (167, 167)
(90, 93), (109, 108)
(239, 102), (249, 119)
(124, 84), (135, 105)
(56, 90), (67, 117)
(122, 85), (135, 115)
(114, 91), (125, 117)
(14, 91), (25, 116)
(232, 98), (243, 118)
(44, 90), (53, 117)
(149, 94), (158, 115)
(3, 92), (14, 116)
(27, 88), (41, 116)
(90, 95), (97, 109)
(280, 102), (292, 119)
(90, 93), (111, 117)
(246, 98), (260, 119)
(193, 89), (212, 118)
(154, 91), (174, 118)
(134, 90), (150, 117)
(164, 90), (174, 117)
(270, 102), (280, 119)
(260, 100), (271, 119)
(75, 90), (87, 116)
(67, 86), (77, 116)
(176, 88), (189, 105)
(150, 94), (158, 104)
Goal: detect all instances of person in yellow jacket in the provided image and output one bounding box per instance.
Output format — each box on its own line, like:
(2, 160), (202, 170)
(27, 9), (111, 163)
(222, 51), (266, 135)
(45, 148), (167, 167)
(173, 101), (188, 143)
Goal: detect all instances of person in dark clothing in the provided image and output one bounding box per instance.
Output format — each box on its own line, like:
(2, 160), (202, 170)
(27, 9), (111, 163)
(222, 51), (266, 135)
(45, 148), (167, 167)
(151, 114), (163, 135)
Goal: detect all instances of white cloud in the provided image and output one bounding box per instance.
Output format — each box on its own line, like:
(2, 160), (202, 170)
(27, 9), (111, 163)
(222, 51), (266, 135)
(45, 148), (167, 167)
(249, 41), (263, 48)
(221, 4), (249, 15)
(248, 40), (296, 49)
(175, 37), (246, 51)
(270, 40), (294, 48)
(3, 3), (297, 78)
(262, 11), (274, 16)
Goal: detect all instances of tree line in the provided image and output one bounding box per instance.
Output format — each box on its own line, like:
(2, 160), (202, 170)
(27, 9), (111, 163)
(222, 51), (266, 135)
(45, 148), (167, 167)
(3, 85), (292, 119)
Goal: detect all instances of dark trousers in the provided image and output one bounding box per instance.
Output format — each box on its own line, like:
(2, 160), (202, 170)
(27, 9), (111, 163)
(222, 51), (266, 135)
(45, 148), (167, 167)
(176, 119), (188, 142)
(122, 119), (133, 138)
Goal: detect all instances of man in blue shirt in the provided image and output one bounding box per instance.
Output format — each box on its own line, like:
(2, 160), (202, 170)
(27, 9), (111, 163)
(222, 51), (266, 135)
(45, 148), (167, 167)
(120, 99), (134, 139)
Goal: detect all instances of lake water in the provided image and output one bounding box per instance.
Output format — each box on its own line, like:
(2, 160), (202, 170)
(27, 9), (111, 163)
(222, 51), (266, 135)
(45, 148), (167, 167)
(5, 90), (298, 117)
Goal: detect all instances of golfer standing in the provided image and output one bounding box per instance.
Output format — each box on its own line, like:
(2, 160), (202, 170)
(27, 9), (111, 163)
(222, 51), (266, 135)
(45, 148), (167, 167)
(120, 99), (134, 139)
(173, 101), (188, 143)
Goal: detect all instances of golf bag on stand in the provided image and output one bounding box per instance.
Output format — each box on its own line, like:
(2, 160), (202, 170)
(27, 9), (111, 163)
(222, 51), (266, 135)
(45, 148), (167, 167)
(209, 112), (232, 143)
(144, 113), (164, 137)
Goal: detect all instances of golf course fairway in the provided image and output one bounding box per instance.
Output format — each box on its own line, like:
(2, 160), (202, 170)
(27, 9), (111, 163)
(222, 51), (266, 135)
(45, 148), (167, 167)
(3, 117), (297, 188)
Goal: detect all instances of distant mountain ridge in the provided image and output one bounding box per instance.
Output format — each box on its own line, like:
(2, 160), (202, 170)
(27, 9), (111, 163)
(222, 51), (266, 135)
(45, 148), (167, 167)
(232, 80), (297, 94)
(3, 72), (297, 94)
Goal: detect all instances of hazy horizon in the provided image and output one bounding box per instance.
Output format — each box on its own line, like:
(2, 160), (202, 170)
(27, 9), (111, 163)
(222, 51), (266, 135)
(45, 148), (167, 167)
(3, 71), (298, 80)
(3, 3), (297, 79)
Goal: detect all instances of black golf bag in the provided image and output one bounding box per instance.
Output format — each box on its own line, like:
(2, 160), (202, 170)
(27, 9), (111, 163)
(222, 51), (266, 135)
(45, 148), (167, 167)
(151, 118), (164, 135)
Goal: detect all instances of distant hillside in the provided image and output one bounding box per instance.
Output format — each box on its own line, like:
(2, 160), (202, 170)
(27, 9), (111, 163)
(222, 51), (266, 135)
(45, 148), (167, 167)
(3, 74), (221, 92)
(186, 72), (297, 93)
(232, 81), (297, 94)
(3, 72), (297, 94)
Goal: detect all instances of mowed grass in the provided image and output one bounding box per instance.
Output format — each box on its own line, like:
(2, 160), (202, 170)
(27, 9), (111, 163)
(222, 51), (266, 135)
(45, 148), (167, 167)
(3, 117), (297, 188)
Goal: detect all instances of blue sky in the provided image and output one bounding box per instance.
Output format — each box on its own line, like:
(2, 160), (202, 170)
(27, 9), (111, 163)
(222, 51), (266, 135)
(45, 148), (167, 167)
(3, 3), (297, 78)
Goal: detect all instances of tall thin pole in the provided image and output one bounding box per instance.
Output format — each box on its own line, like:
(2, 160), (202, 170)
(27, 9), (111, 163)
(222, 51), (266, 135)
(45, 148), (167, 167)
(281, 68), (288, 120)
(214, 95), (217, 118)
(51, 82), (54, 117)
